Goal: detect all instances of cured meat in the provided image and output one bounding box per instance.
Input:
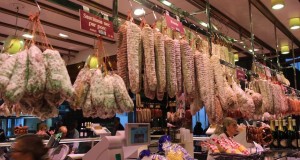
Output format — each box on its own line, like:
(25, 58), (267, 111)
(195, 42), (215, 117)
(112, 74), (134, 113)
(0, 103), (10, 117)
(26, 45), (46, 99)
(82, 86), (92, 118)
(71, 67), (93, 110)
(257, 80), (273, 114)
(232, 82), (255, 119)
(211, 55), (236, 111)
(117, 21), (129, 88)
(245, 88), (263, 115)
(154, 30), (166, 93)
(0, 54), (17, 92)
(127, 22), (142, 93)
(0, 53), (9, 67)
(164, 36), (177, 98)
(43, 49), (74, 100)
(142, 24), (157, 91)
(4, 49), (28, 104)
(156, 91), (164, 101)
(91, 71), (117, 117)
(174, 39), (182, 94)
(180, 39), (195, 98)
(143, 73), (155, 100)
(215, 95), (224, 124)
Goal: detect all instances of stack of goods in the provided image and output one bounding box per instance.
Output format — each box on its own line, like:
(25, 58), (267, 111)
(71, 67), (134, 119)
(246, 126), (273, 146)
(287, 96), (300, 114)
(136, 108), (151, 123)
(0, 13), (74, 120)
(71, 36), (134, 118)
(14, 126), (28, 135)
(201, 137), (250, 155)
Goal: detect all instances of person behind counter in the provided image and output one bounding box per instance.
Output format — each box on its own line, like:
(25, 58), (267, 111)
(10, 134), (49, 160)
(112, 117), (124, 136)
(206, 117), (239, 160)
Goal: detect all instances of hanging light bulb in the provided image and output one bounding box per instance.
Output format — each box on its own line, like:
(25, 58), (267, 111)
(271, 0), (285, 10)
(281, 45), (289, 54)
(289, 17), (300, 30)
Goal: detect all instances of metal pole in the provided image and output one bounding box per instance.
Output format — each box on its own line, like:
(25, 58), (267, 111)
(206, 0), (212, 56)
(291, 42), (297, 89)
(274, 25), (280, 69)
(248, 0), (255, 60)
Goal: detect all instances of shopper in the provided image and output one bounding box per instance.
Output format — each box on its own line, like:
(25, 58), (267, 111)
(193, 121), (204, 135)
(206, 117), (239, 160)
(66, 121), (79, 153)
(112, 117), (124, 136)
(10, 134), (49, 160)
(58, 126), (68, 138)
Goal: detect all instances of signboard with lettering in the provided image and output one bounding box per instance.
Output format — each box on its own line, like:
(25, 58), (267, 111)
(236, 68), (246, 81)
(165, 15), (184, 33)
(79, 10), (114, 39)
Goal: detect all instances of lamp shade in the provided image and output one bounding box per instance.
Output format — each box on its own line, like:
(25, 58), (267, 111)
(234, 54), (239, 62)
(289, 17), (300, 30)
(271, 0), (285, 10)
(281, 45), (289, 54)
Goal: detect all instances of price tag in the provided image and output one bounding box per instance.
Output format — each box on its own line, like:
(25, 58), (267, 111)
(79, 10), (114, 39)
(236, 68), (246, 81)
(165, 14), (184, 33)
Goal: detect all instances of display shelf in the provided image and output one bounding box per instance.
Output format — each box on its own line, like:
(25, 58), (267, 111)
(0, 137), (101, 147)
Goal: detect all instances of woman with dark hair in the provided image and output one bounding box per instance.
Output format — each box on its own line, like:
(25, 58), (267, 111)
(10, 134), (49, 160)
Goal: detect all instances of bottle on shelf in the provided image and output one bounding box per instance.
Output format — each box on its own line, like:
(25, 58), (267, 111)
(270, 120), (277, 148)
(287, 117), (297, 149)
(272, 120), (279, 148)
(278, 119), (288, 148)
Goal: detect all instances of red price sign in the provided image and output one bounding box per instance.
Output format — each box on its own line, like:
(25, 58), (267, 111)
(236, 68), (246, 81)
(79, 10), (114, 39)
(165, 15), (184, 33)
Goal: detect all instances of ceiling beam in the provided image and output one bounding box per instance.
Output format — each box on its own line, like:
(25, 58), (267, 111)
(0, 33), (77, 56)
(186, 0), (276, 54)
(249, 0), (300, 48)
(0, 21), (93, 48)
(16, 0), (116, 44)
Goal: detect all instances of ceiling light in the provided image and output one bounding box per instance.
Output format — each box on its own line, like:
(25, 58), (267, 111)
(134, 8), (145, 16)
(200, 22), (208, 27)
(281, 45), (289, 54)
(22, 33), (33, 39)
(234, 54), (239, 62)
(59, 33), (69, 38)
(271, 0), (285, 10)
(162, 0), (172, 6)
(239, 41), (244, 44)
(289, 17), (300, 30)
(249, 48), (259, 52)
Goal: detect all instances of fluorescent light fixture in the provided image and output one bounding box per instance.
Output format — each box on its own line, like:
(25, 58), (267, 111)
(59, 33), (69, 38)
(281, 45), (289, 54)
(162, 0), (172, 6)
(249, 48), (259, 52)
(200, 22), (208, 27)
(289, 17), (300, 30)
(134, 8), (145, 16)
(234, 54), (239, 62)
(22, 33), (33, 39)
(271, 0), (285, 10)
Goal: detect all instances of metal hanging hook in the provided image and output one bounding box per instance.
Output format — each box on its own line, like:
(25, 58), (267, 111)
(35, 0), (41, 14)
